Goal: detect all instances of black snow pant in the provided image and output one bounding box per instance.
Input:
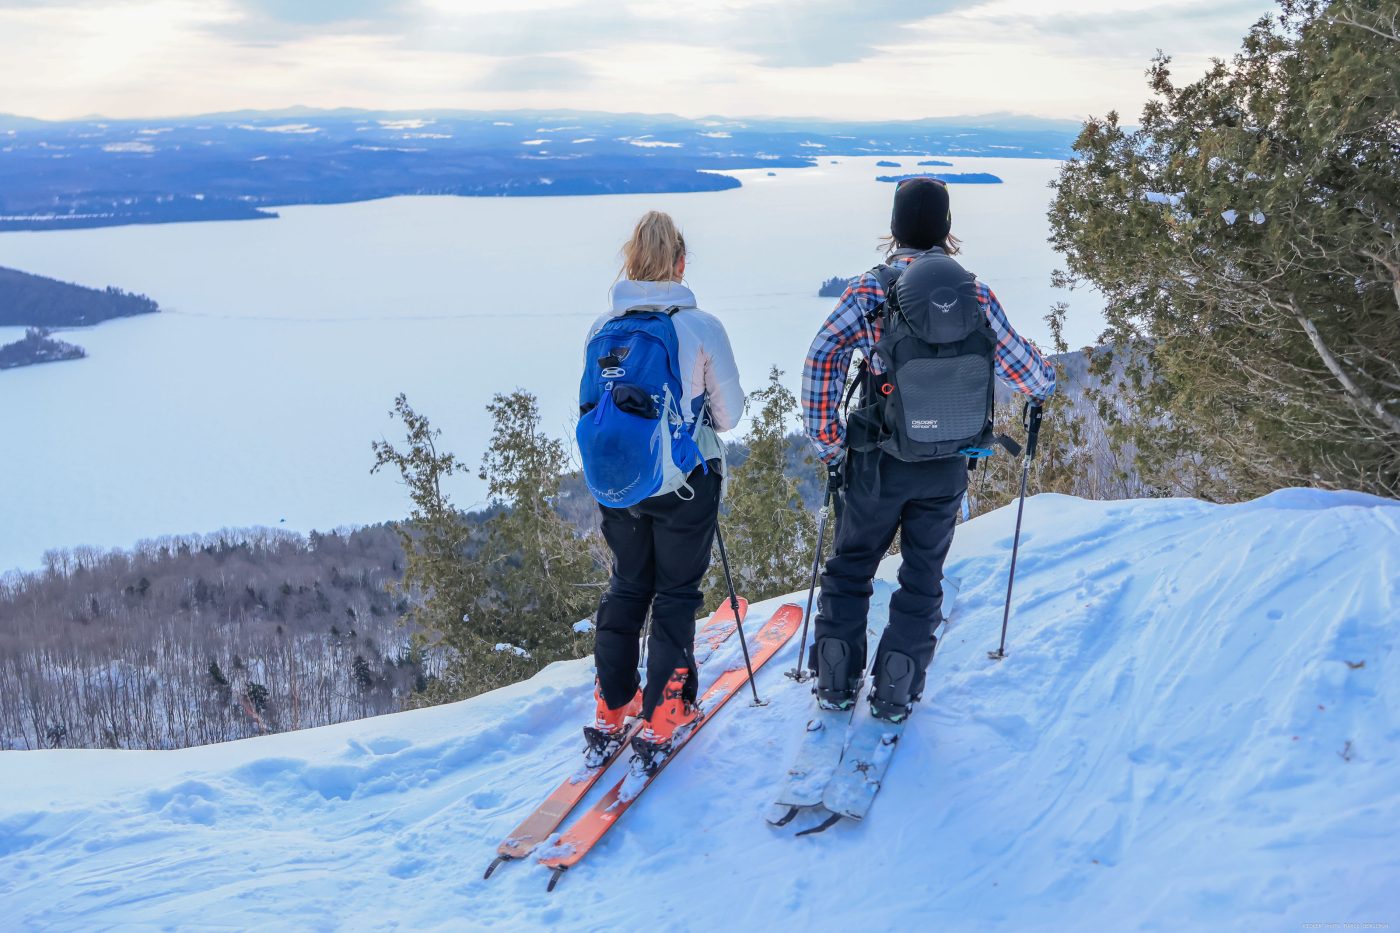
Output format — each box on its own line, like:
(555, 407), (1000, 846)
(594, 464), (721, 720)
(810, 448), (967, 699)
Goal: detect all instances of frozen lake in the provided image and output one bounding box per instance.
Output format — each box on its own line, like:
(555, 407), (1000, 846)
(0, 157), (1102, 572)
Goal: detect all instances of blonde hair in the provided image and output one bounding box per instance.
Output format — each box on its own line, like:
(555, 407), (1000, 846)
(621, 211), (687, 282)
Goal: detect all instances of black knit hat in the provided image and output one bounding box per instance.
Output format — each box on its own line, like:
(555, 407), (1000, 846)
(890, 177), (951, 250)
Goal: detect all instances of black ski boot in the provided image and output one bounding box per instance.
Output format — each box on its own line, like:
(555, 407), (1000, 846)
(813, 637), (860, 710)
(869, 650), (921, 723)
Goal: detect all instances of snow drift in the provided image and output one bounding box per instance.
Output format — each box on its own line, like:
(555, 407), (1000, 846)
(2, 490), (1397, 930)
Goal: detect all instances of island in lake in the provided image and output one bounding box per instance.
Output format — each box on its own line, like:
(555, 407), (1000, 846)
(875, 173), (1003, 184)
(0, 328), (86, 370)
(818, 275), (850, 298)
(918, 159), (954, 166)
(0, 266), (160, 370)
(875, 160), (902, 167)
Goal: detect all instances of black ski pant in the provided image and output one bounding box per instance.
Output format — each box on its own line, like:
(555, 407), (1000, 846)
(594, 464), (721, 719)
(810, 448), (967, 698)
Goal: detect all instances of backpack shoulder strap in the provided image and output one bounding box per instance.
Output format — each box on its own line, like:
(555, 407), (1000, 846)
(871, 263), (902, 291)
(864, 264), (903, 323)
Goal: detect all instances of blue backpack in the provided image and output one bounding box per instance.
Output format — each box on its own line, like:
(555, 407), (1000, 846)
(577, 308), (705, 508)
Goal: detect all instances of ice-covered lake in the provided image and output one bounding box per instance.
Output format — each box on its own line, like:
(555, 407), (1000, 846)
(0, 157), (1102, 572)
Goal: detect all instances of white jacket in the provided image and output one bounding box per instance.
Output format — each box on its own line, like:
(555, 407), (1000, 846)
(586, 279), (744, 469)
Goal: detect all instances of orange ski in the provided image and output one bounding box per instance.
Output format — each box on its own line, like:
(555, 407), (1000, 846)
(539, 603), (802, 890)
(483, 598), (747, 879)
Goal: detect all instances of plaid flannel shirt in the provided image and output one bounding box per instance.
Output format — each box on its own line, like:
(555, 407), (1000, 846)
(801, 249), (1057, 465)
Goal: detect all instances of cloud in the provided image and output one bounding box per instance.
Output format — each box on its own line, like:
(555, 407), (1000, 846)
(0, 0), (1286, 122)
(718, 0), (979, 67)
(405, 0), (984, 68)
(967, 0), (1276, 59)
(237, 0), (410, 26)
(215, 0), (420, 43)
(476, 55), (595, 92)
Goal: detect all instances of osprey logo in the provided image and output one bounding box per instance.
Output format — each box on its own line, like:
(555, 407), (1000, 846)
(600, 346), (630, 380)
(911, 418), (939, 430)
(931, 298), (957, 315)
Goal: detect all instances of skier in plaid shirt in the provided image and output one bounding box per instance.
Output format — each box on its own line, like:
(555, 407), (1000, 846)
(799, 177), (1056, 721)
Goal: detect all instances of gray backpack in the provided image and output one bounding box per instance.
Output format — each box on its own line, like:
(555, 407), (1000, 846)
(847, 251), (997, 461)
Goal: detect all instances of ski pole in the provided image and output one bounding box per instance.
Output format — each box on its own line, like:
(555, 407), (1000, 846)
(989, 401), (1044, 662)
(714, 524), (766, 705)
(789, 470), (838, 682)
(975, 456), (988, 516)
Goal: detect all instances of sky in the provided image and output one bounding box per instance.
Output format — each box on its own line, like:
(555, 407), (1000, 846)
(0, 0), (1279, 122)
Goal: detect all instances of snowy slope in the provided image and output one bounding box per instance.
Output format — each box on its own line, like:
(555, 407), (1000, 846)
(2, 490), (1397, 931)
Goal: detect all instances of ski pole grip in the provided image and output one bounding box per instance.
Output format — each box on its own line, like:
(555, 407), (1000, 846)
(825, 460), (844, 498)
(1025, 401), (1044, 460)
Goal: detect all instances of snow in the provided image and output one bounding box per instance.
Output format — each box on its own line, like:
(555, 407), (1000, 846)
(236, 123), (321, 134)
(101, 141), (156, 153)
(3, 491), (1397, 927)
(2, 491), (1393, 923)
(622, 136), (683, 149)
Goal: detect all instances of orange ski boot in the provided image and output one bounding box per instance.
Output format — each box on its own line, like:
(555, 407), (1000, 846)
(630, 667), (699, 774)
(583, 683), (642, 768)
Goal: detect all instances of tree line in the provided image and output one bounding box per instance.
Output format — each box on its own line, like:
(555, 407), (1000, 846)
(0, 526), (422, 749)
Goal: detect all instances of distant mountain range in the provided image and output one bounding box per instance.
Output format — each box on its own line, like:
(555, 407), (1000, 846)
(0, 108), (1082, 232)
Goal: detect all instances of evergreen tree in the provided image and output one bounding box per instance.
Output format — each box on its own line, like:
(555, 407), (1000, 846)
(473, 390), (603, 663)
(704, 368), (819, 606)
(965, 305), (1132, 515)
(1050, 0), (1400, 499)
(245, 683), (269, 714)
(352, 655), (374, 692)
(372, 391), (603, 705)
(372, 394), (483, 699)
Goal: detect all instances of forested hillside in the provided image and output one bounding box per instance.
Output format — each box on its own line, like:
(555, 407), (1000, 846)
(0, 265), (159, 327)
(0, 527), (417, 750)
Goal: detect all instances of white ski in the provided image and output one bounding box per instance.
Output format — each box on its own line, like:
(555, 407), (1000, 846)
(769, 577), (959, 832)
(765, 696), (860, 826)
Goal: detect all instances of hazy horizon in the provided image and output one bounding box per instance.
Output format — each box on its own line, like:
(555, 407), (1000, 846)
(1, 0), (1277, 123)
(0, 104), (1090, 128)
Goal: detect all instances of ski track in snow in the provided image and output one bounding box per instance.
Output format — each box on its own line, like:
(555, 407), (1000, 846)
(2, 490), (1397, 930)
